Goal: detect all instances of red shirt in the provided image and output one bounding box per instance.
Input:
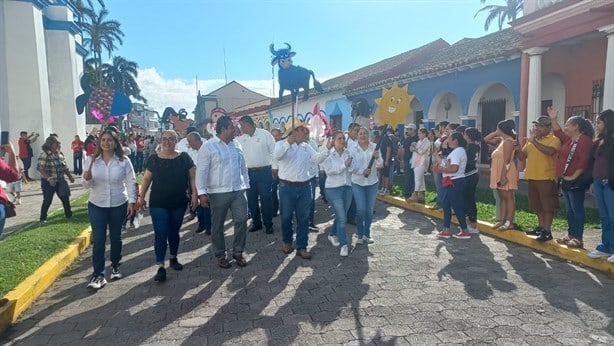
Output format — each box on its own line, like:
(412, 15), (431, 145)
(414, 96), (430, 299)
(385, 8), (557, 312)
(554, 129), (592, 178)
(85, 141), (97, 156)
(18, 137), (29, 159)
(71, 139), (83, 153)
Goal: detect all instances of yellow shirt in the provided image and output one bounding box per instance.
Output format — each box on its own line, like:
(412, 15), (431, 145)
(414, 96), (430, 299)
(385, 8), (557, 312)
(522, 133), (560, 180)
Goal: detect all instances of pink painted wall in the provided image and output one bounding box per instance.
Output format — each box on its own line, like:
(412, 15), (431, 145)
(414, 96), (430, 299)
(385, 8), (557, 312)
(542, 36), (607, 108)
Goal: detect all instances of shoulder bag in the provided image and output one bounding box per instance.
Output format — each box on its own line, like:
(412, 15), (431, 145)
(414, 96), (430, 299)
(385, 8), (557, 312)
(560, 141), (592, 191)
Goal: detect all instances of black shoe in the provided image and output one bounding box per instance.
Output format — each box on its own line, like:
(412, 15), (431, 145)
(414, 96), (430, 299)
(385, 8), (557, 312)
(154, 267), (166, 282)
(218, 257), (232, 269)
(248, 225), (263, 233)
(526, 227), (543, 236)
(195, 226), (205, 234)
(536, 231), (553, 242)
(169, 258), (183, 271)
(265, 225), (274, 234)
(204, 229), (211, 236)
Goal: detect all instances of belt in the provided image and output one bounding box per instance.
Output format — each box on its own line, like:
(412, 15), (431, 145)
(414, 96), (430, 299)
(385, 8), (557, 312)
(279, 179), (310, 187)
(248, 165), (272, 171)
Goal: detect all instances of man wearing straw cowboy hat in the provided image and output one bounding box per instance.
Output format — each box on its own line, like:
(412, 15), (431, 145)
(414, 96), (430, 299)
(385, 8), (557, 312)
(274, 116), (332, 259)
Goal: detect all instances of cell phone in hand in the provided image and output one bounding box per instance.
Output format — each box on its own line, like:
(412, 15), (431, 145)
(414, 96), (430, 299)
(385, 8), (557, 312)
(0, 131), (8, 145)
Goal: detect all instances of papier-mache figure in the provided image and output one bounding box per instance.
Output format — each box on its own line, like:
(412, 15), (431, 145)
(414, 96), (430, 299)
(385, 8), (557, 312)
(270, 43), (324, 102)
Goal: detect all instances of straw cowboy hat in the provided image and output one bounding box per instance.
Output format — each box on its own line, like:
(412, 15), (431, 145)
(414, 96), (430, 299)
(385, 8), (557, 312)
(284, 116), (310, 134)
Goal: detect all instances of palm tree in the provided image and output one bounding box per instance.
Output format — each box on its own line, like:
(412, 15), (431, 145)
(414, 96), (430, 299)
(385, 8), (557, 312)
(101, 56), (147, 103)
(80, 8), (124, 86)
(70, 0), (105, 25)
(475, 0), (523, 31)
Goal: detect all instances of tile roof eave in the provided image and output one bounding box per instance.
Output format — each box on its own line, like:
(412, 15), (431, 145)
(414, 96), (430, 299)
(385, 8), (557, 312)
(344, 53), (522, 97)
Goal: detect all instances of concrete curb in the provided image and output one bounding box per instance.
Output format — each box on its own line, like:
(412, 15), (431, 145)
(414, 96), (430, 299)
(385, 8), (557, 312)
(379, 195), (614, 274)
(0, 227), (92, 334)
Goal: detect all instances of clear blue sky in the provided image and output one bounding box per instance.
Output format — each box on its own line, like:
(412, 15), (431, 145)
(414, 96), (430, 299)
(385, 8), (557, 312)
(103, 0), (504, 112)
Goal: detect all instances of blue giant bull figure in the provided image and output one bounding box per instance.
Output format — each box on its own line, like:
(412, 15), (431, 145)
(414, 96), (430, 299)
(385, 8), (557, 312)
(270, 43), (324, 102)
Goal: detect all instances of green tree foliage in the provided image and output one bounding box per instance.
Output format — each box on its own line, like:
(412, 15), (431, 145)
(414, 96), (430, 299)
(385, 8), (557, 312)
(475, 0), (523, 31)
(101, 56), (147, 103)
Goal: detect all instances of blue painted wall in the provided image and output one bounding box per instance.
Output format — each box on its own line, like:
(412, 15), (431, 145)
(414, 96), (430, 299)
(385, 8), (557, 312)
(352, 59), (521, 124)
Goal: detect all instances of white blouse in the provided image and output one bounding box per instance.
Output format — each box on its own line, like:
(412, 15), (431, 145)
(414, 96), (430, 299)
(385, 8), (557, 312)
(83, 155), (137, 208)
(349, 142), (383, 186)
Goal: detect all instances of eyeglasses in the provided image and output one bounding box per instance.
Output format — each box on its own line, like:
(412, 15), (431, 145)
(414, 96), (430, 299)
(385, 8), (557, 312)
(161, 137), (177, 142)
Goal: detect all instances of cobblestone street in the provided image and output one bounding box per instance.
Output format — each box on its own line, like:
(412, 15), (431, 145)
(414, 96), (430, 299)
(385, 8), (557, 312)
(2, 199), (613, 345)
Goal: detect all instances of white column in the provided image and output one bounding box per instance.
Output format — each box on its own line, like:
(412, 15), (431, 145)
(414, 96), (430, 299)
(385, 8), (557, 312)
(600, 25), (614, 111)
(524, 47), (549, 136)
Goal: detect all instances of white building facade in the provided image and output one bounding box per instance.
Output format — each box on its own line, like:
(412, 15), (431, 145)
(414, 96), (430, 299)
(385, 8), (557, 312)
(0, 0), (85, 175)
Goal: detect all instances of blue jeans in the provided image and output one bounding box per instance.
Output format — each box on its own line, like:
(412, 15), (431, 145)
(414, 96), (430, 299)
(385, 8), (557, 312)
(279, 182), (311, 251)
(135, 151), (144, 173)
(442, 177), (468, 230)
(434, 172), (443, 206)
(73, 152), (83, 175)
(309, 177), (316, 225)
(149, 206), (187, 264)
(40, 178), (72, 222)
(593, 178), (614, 253)
(352, 182), (379, 238)
(326, 186), (353, 246)
(195, 205), (211, 231)
(247, 168), (274, 228)
(89, 202), (127, 276)
(561, 188), (586, 240)
(272, 178), (279, 215)
(0, 204), (6, 238)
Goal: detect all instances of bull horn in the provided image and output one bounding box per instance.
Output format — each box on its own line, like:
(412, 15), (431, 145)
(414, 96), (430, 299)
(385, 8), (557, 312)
(269, 43), (278, 56)
(283, 42), (291, 51)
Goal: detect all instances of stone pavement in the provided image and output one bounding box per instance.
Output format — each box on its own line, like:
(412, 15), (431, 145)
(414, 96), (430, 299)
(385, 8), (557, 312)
(1, 196), (613, 345)
(2, 177), (89, 239)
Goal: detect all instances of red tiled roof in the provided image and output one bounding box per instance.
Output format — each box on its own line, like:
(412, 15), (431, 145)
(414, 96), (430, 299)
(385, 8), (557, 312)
(321, 39), (450, 92)
(347, 28), (523, 94)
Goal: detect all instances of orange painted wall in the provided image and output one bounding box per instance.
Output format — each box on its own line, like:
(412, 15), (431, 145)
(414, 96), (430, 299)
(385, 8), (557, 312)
(542, 36), (607, 108)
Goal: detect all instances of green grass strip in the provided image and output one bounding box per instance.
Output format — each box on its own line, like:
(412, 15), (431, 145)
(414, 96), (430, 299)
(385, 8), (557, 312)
(0, 194), (90, 297)
(391, 178), (600, 232)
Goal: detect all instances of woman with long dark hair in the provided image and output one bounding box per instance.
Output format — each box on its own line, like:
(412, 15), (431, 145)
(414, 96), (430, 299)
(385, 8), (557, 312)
(83, 129), (137, 289)
(350, 127), (382, 244)
(435, 132), (470, 239)
(587, 109), (614, 262)
(321, 130), (353, 256)
(548, 107), (594, 245)
(484, 119), (518, 231)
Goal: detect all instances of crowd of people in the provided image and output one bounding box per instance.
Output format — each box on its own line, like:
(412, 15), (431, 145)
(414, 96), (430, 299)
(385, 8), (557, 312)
(1, 106), (613, 289)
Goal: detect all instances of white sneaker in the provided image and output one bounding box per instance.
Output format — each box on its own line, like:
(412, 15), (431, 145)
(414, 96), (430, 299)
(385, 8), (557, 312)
(14, 198), (21, 205)
(355, 237), (364, 245)
(110, 266), (123, 280)
(328, 235), (340, 247)
(587, 250), (610, 259)
(87, 275), (107, 289)
(461, 226), (479, 234)
(363, 236), (374, 244)
(608, 254), (614, 263)
(340, 245), (348, 257)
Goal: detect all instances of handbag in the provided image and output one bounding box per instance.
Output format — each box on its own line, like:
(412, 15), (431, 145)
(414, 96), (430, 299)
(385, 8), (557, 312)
(560, 141), (592, 191)
(57, 179), (71, 198)
(4, 200), (16, 218)
(561, 171), (593, 191)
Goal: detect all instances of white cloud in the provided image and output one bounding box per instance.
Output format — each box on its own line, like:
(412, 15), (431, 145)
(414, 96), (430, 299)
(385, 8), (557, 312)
(135, 68), (275, 116)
